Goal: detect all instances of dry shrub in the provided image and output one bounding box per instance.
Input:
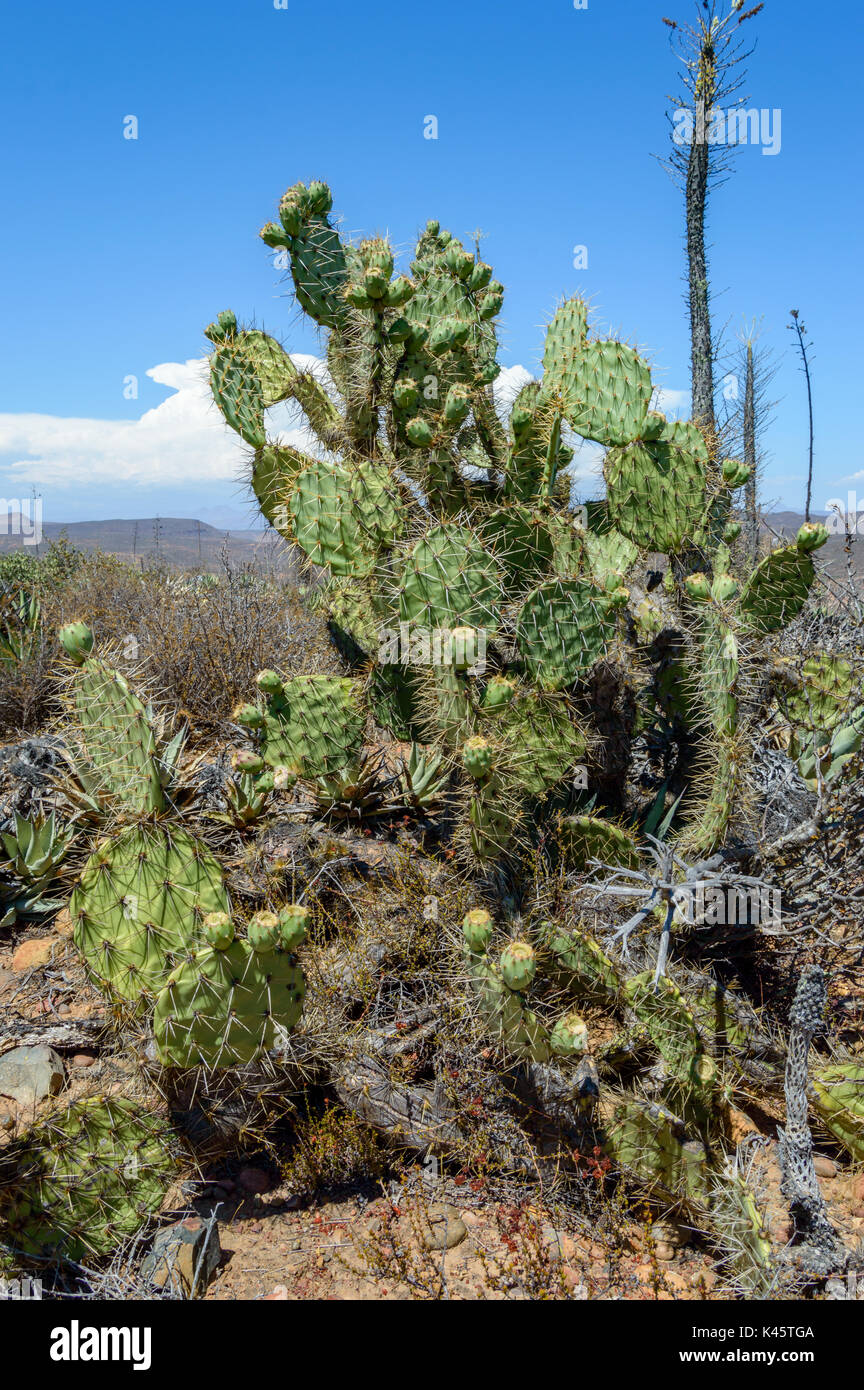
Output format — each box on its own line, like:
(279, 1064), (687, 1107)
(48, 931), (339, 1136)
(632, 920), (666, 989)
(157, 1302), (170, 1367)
(44, 551), (341, 738)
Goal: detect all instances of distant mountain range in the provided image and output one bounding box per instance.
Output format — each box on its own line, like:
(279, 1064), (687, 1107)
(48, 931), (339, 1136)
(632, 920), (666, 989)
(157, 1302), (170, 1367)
(0, 516), (298, 573)
(0, 512), (859, 581)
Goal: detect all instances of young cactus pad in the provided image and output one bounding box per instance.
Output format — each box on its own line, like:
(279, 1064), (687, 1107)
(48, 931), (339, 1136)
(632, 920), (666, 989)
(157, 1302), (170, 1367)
(71, 826), (230, 1001)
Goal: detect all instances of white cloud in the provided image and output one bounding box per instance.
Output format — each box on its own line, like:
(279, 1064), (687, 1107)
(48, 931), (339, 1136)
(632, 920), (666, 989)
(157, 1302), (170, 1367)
(652, 386), (691, 417)
(0, 351), (692, 509)
(0, 356), (321, 490)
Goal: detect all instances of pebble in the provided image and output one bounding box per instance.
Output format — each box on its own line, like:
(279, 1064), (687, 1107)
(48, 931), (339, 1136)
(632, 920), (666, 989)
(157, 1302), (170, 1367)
(71, 1053), (96, 1068)
(813, 1156), (837, 1179)
(769, 1218), (793, 1245)
(141, 1216), (221, 1296)
(0, 1045), (65, 1106)
(11, 938), (56, 972)
(238, 1167), (271, 1194)
(421, 1204), (467, 1251)
(654, 1242), (677, 1263)
(264, 1285), (289, 1300)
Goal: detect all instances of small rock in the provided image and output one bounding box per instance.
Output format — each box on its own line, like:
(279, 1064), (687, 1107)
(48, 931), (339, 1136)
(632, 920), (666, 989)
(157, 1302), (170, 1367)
(652, 1220), (689, 1251)
(851, 1205), (864, 1220)
(71, 1053), (96, 1069)
(421, 1204), (467, 1251)
(853, 1176), (864, 1205)
(0, 1045), (65, 1106)
(53, 908), (75, 939)
(141, 1217), (221, 1296)
(57, 1004), (71, 1016)
(562, 1266), (587, 1296)
(769, 1218), (793, 1245)
(654, 1242), (677, 1263)
(238, 1167), (271, 1194)
(0, 1108), (15, 1131)
(263, 1285), (289, 1300)
(11, 938), (56, 973)
(813, 1156), (837, 1179)
(728, 1107), (760, 1144)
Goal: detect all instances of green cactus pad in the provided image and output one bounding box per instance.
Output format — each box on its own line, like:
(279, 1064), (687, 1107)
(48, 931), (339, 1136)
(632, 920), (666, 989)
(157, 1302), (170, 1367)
(516, 577), (622, 690)
(64, 655), (166, 814)
(604, 425), (711, 554)
(602, 1097), (710, 1204)
(559, 815), (642, 870)
(811, 1062), (864, 1161)
(398, 525), (502, 632)
(495, 690), (588, 795)
(775, 652), (856, 732)
(154, 937), (305, 1067)
(209, 342), (267, 448)
(739, 543), (817, 633)
(258, 673), (366, 780)
(289, 457), (404, 577)
(71, 826), (230, 1002)
(549, 339), (652, 448)
(0, 1097), (178, 1262)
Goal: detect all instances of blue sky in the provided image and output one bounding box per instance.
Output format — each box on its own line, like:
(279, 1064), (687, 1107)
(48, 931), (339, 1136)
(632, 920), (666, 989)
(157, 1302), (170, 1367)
(1, 0), (860, 527)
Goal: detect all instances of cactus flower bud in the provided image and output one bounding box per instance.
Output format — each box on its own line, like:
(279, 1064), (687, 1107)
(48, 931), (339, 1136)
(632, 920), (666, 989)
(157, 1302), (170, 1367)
(278, 903), (310, 951)
(462, 907), (494, 953)
(500, 941), (536, 991)
(59, 621), (94, 665)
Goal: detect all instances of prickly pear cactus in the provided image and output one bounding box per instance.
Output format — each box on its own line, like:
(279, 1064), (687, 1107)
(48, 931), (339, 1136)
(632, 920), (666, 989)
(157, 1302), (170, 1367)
(154, 911), (306, 1067)
(206, 180), (831, 871)
(0, 1097), (178, 1262)
(71, 825), (230, 1002)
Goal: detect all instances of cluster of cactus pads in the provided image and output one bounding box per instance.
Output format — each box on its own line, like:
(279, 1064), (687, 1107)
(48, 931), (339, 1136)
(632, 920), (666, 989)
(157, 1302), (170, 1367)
(206, 180), (838, 865)
(461, 906), (864, 1218)
(56, 623), (309, 1069)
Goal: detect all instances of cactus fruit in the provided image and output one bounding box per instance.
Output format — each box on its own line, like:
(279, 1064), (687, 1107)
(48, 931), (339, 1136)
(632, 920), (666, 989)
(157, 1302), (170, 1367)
(202, 911), (234, 951)
(462, 907), (494, 953)
(500, 941), (537, 991)
(278, 903), (310, 950)
(0, 1097), (178, 1262)
(248, 910), (281, 952)
(462, 735), (494, 780)
(71, 826), (230, 1002)
(58, 619), (94, 664)
(549, 1011), (590, 1057)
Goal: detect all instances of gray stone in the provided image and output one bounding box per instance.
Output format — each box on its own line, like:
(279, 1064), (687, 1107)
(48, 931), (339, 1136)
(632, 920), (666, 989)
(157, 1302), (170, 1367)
(421, 1204), (467, 1251)
(0, 1045), (65, 1106)
(141, 1216), (222, 1296)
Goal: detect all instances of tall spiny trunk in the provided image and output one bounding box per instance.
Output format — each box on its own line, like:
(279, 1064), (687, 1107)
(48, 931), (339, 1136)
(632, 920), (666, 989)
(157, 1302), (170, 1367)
(743, 341), (758, 561)
(687, 92), (715, 433)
